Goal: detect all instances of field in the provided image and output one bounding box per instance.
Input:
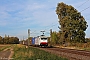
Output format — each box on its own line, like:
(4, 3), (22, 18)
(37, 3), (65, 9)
(1, 44), (90, 60)
(12, 44), (67, 60)
(0, 44), (11, 51)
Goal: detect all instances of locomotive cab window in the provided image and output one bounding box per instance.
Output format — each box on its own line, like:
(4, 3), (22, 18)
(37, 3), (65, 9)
(41, 38), (47, 40)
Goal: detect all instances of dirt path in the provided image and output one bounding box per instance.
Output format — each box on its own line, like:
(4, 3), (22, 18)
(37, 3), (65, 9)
(0, 50), (11, 60)
(0, 48), (14, 60)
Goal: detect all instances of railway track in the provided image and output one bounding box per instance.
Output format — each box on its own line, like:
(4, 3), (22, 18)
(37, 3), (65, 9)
(38, 47), (90, 60)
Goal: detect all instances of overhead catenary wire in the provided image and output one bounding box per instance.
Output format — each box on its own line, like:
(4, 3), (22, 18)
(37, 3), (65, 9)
(30, 30), (37, 34)
(31, 1), (90, 36)
(77, 0), (90, 25)
(80, 6), (90, 12)
(30, 22), (59, 37)
(44, 22), (59, 31)
(77, 0), (90, 8)
(43, 1), (90, 32)
(76, 0), (90, 12)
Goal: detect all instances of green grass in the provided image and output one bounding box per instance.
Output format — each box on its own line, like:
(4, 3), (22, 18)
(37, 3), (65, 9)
(0, 45), (11, 51)
(12, 44), (68, 60)
(83, 48), (90, 51)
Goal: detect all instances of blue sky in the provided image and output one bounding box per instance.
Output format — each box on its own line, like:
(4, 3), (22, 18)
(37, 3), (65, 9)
(0, 0), (90, 40)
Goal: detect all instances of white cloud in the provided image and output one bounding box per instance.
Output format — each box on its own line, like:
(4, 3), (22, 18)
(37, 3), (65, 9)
(0, 0), (90, 39)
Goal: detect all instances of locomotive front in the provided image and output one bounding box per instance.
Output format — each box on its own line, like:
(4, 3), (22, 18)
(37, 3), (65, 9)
(39, 36), (48, 47)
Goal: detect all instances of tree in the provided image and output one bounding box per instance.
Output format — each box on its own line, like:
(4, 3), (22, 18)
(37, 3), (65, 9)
(85, 38), (90, 42)
(56, 2), (88, 43)
(9, 37), (14, 44)
(3, 35), (10, 44)
(0, 35), (19, 44)
(14, 37), (19, 44)
(9, 37), (19, 44)
(51, 31), (58, 45)
(0, 36), (3, 44)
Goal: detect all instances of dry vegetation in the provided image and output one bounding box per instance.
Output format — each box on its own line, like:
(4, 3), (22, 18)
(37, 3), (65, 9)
(12, 44), (67, 60)
(0, 44), (11, 51)
(55, 42), (90, 51)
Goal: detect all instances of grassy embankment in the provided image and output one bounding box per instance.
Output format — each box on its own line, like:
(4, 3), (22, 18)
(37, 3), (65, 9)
(12, 44), (68, 60)
(57, 42), (90, 51)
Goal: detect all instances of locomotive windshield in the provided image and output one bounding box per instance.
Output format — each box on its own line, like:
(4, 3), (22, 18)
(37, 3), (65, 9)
(41, 38), (47, 40)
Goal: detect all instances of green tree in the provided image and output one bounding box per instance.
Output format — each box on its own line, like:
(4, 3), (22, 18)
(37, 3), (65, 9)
(3, 35), (10, 44)
(14, 37), (19, 44)
(0, 36), (3, 44)
(57, 31), (64, 44)
(9, 37), (14, 44)
(51, 31), (58, 45)
(9, 37), (19, 44)
(4, 37), (9, 44)
(0, 35), (19, 44)
(56, 2), (88, 43)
